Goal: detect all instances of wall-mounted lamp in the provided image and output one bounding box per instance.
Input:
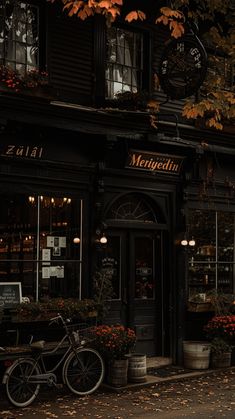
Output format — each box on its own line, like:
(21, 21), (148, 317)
(73, 237), (80, 244)
(99, 234), (108, 244)
(188, 238), (196, 247)
(180, 236), (196, 247)
(95, 226), (108, 247)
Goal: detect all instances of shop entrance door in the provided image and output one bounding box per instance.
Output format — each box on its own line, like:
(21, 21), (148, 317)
(103, 229), (165, 356)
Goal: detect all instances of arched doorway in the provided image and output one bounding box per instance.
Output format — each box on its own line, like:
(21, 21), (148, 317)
(101, 193), (169, 356)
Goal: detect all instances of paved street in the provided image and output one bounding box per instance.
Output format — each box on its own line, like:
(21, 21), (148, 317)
(0, 368), (235, 418)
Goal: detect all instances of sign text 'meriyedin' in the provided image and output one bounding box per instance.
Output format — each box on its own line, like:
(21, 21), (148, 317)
(127, 150), (184, 175)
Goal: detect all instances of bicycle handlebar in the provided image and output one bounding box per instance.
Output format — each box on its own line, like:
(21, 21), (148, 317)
(49, 313), (71, 328)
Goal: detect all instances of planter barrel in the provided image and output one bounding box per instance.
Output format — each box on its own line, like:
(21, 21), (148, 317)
(183, 341), (211, 370)
(107, 359), (128, 387)
(211, 352), (232, 368)
(126, 353), (147, 383)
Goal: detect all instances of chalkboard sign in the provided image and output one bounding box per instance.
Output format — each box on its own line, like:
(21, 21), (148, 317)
(0, 282), (22, 308)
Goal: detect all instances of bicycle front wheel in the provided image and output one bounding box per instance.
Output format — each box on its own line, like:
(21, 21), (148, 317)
(63, 347), (104, 395)
(4, 358), (41, 408)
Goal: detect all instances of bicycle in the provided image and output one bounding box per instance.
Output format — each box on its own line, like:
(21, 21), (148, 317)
(2, 314), (105, 407)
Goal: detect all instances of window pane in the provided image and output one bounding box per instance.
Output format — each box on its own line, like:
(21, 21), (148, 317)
(101, 236), (121, 299)
(5, 39), (16, 61)
(218, 212), (235, 262)
(1, 1), (39, 72)
(113, 64), (122, 81)
(135, 236), (154, 299)
(15, 21), (26, 42)
(16, 43), (26, 62)
(218, 264), (233, 292)
(123, 67), (131, 84)
(27, 44), (38, 66)
(106, 27), (143, 99)
(188, 210), (216, 261)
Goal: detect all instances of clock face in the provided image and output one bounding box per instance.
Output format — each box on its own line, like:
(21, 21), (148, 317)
(159, 34), (208, 99)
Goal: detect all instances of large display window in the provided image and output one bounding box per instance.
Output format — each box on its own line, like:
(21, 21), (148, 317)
(0, 194), (83, 301)
(187, 209), (235, 298)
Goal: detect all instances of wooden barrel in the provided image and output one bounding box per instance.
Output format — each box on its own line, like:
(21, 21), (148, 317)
(127, 353), (147, 383)
(183, 341), (211, 370)
(108, 359), (128, 387)
(211, 352), (232, 368)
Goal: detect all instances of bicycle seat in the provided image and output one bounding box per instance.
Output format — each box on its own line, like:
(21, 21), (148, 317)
(30, 340), (46, 350)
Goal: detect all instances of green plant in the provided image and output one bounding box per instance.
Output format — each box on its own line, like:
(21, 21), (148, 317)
(207, 289), (235, 315)
(92, 324), (136, 361)
(210, 337), (232, 356)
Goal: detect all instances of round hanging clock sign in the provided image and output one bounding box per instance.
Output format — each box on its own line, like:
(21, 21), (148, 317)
(159, 33), (208, 99)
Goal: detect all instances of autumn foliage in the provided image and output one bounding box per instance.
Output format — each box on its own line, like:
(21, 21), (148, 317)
(48, 0), (235, 130)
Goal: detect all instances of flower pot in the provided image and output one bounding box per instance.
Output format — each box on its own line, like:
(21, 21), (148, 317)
(187, 301), (213, 312)
(183, 341), (211, 370)
(126, 353), (147, 383)
(211, 352), (232, 368)
(107, 359), (128, 387)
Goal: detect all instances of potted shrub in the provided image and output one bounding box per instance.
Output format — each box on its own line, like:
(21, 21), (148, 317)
(92, 324), (136, 387)
(204, 314), (235, 342)
(210, 337), (232, 368)
(204, 315), (235, 367)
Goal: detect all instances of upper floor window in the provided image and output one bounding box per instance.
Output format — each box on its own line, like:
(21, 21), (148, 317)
(0, 1), (39, 75)
(106, 27), (143, 99)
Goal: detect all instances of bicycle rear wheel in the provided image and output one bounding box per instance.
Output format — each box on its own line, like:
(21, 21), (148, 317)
(63, 347), (104, 395)
(4, 358), (41, 407)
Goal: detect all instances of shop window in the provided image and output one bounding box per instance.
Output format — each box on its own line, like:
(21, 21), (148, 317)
(0, 194), (82, 300)
(187, 209), (235, 298)
(106, 27), (144, 98)
(0, 1), (39, 74)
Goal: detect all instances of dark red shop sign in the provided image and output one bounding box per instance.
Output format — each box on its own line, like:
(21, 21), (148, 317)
(126, 149), (184, 175)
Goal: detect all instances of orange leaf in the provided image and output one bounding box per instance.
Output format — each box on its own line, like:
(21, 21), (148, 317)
(137, 10), (146, 21)
(156, 15), (169, 25)
(160, 7), (184, 20)
(108, 7), (120, 18)
(78, 5), (94, 20)
(125, 11), (138, 22)
(111, 0), (123, 4)
(125, 10), (146, 22)
(99, 0), (112, 9)
(170, 20), (184, 38)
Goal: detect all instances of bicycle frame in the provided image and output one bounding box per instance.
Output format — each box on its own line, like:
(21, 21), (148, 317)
(3, 315), (82, 385)
(3, 314), (104, 407)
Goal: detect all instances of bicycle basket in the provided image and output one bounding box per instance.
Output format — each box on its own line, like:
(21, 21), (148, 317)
(68, 323), (96, 345)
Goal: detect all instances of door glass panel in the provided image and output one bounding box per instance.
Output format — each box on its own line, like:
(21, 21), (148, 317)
(135, 236), (154, 299)
(101, 236), (121, 300)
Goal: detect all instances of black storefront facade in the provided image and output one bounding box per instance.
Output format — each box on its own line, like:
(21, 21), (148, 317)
(1, 95), (235, 363)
